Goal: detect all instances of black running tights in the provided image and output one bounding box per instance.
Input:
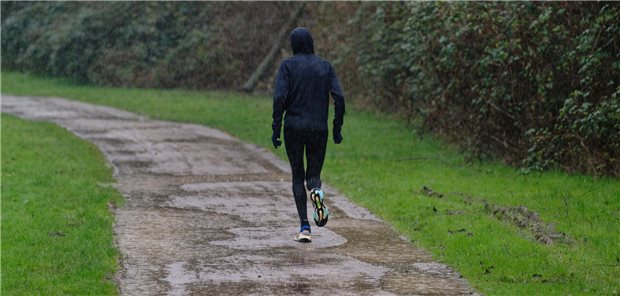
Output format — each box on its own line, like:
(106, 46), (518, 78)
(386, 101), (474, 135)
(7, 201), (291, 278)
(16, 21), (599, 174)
(284, 128), (328, 227)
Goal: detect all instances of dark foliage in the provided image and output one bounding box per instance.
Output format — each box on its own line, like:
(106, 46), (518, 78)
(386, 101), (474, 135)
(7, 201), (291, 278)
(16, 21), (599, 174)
(2, 2), (618, 175)
(1, 2), (293, 88)
(347, 2), (620, 176)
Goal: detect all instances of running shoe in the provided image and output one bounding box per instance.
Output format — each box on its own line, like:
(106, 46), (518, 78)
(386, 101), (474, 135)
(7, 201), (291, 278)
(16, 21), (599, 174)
(310, 188), (329, 227)
(294, 228), (312, 243)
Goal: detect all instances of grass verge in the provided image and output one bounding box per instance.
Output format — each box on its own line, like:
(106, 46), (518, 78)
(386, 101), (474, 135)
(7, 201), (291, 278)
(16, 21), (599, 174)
(1, 114), (123, 295)
(2, 71), (619, 295)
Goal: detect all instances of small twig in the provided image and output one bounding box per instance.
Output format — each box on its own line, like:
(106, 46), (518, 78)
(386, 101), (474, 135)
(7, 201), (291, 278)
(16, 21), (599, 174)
(503, 241), (511, 255)
(589, 23), (605, 58)
(578, 183), (606, 198)
(562, 194), (569, 218)
(488, 101), (516, 120)
(488, 134), (519, 153)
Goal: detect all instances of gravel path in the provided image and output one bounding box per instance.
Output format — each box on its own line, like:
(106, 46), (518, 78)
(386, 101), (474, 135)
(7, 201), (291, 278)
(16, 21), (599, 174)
(2, 95), (475, 295)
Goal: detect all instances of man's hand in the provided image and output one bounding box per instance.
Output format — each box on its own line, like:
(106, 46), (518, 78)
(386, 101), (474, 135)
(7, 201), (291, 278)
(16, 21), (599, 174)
(333, 131), (343, 144)
(272, 133), (282, 149)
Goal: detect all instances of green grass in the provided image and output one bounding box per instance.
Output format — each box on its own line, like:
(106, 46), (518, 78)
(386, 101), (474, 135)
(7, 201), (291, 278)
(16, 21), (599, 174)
(1, 114), (123, 295)
(2, 71), (620, 295)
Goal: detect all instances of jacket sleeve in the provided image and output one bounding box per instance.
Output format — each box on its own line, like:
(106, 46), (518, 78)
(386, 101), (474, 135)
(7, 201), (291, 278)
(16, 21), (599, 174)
(272, 62), (289, 136)
(329, 64), (345, 134)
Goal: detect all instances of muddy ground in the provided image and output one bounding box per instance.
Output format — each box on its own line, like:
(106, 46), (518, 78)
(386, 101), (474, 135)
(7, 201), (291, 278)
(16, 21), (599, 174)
(2, 95), (476, 295)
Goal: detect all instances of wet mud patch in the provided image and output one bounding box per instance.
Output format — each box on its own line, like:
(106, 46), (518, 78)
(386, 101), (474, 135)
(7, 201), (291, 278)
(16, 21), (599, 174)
(484, 203), (574, 245)
(420, 185), (573, 245)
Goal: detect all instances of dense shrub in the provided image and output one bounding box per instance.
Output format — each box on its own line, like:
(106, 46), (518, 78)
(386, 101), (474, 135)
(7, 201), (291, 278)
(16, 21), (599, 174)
(2, 2), (618, 175)
(348, 2), (620, 175)
(1, 2), (293, 88)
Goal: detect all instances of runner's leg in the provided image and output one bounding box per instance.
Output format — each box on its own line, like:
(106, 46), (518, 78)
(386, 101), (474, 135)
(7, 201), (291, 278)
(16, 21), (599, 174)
(305, 130), (328, 190)
(284, 128), (310, 227)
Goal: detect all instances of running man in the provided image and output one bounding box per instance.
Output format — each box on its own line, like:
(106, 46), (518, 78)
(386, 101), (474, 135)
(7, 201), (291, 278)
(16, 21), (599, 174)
(271, 27), (345, 243)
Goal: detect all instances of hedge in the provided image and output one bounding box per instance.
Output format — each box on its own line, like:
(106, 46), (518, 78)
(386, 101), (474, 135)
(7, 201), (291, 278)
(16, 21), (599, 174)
(2, 2), (618, 175)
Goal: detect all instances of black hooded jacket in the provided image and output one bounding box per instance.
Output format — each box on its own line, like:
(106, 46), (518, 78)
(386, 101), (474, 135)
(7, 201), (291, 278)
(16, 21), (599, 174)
(272, 27), (345, 135)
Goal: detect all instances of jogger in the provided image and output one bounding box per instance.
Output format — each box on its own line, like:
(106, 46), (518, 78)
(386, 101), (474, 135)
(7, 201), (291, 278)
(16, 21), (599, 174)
(271, 27), (345, 242)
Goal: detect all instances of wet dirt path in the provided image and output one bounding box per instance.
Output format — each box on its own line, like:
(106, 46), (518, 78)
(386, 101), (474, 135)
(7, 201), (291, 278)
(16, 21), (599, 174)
(2, 96), (476, 295)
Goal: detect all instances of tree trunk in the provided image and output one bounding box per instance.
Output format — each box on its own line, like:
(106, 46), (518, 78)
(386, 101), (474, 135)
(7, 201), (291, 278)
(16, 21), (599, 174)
(240, 3), (306, 92)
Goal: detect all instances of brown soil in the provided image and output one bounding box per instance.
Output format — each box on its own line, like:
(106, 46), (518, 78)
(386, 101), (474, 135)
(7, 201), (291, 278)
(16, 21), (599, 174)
(420, 185), (572, 245)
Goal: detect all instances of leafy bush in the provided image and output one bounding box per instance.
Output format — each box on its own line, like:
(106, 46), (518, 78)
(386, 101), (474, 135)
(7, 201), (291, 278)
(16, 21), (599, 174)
(1, 2), (293, 88)
(347, 2), (620, 175)
(2, 2), (618, 175)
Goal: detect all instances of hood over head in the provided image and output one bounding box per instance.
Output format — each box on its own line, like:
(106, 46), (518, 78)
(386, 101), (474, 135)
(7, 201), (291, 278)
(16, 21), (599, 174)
(289, 27), (314, 55)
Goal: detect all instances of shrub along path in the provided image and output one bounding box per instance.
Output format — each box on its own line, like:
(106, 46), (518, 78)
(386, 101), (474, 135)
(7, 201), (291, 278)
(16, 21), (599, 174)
(2, 95), (475, 295)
